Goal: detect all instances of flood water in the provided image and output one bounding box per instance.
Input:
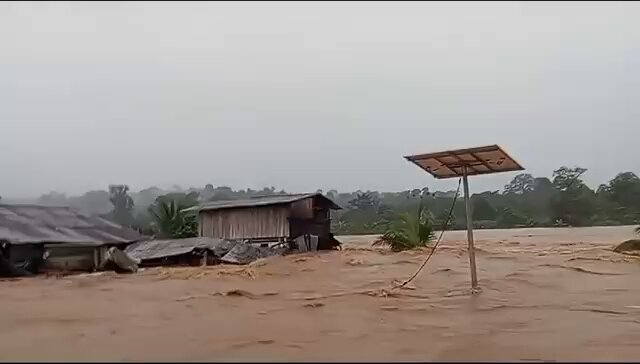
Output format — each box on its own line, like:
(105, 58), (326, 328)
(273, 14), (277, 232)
(1, 226), (639, 361)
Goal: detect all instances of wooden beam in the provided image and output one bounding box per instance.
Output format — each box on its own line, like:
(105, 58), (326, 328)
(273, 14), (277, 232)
(469, 152), (495, 172)
(433, 157), (459, 174)
(448, 153), (481, 173)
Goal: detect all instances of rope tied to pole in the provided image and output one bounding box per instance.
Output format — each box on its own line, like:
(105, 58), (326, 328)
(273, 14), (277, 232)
(393, 177), (462, 289)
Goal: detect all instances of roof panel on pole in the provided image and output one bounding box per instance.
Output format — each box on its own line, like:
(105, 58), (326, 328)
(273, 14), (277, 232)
(404, 144), (524, 179)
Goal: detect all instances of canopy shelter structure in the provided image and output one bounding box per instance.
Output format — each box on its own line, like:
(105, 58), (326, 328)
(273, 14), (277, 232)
(404, 144), (524, 289)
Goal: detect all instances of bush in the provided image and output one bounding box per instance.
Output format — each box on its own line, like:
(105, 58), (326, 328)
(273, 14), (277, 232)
(372, 200), (435, 252)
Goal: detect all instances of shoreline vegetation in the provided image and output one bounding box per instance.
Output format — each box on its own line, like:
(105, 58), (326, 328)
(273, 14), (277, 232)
(2, 167), (639, 238)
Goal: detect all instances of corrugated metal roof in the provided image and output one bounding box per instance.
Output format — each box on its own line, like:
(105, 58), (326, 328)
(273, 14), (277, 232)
(124, 237), (237, 261)
(0, 204), (144, 246)
(220, 243), (286, 265)
(186, 193), (341, 212)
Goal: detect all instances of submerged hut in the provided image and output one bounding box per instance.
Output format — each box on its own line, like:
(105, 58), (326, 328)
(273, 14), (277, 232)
(185, 193), (341, 249)
(0, 204), (144, 274)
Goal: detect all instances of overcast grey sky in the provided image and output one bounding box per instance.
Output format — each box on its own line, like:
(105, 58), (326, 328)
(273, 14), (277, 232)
(1, 1), (638, 198)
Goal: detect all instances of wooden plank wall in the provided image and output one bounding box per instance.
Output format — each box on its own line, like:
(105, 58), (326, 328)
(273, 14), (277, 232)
(290, 198), (314, 219)
(289, 197), (331, 239)
(44, 245), (97, 271)
(199, 205), (291, 240)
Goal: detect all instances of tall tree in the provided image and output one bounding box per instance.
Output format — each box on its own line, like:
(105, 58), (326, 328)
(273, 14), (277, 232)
(552, 166), (587, 191)
(549, 167), (594, 226)
(595, 172), (640, 224)
(503, 173), (535, 195)
(607, 172), (640, 209)
(108, 184), (135, 227)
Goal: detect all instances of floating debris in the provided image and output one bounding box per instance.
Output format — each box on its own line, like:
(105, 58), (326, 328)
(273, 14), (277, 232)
(221, 243), (286, 265)
(303, 302), (325, 308)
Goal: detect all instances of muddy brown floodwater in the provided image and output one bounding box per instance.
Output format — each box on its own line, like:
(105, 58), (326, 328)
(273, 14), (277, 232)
(2, 226), (640, 361)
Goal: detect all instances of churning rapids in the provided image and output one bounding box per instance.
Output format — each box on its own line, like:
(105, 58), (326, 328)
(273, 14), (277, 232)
(1, 226), (639, 361)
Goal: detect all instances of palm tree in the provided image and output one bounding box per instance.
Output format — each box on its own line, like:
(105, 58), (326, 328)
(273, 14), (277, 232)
(148, 199), (198, 239)
(372, 200), (435, 252)
(108, 184), (135, 226)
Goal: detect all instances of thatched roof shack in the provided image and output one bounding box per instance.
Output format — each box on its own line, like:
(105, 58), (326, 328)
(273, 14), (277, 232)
(185, 193), (341, 248)
(0, 204), (144, 272)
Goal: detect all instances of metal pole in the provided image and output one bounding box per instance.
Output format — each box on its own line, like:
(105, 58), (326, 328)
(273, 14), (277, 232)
(462, 165), (478, 289)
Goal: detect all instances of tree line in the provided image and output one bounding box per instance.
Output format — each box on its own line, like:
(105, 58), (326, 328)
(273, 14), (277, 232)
(4, 166), (640, 238)
(329, 166), (640, 234)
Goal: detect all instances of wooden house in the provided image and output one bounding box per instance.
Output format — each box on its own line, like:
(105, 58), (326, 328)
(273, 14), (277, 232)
(0, 204), (144, 273)
(187, 193), (341, 249)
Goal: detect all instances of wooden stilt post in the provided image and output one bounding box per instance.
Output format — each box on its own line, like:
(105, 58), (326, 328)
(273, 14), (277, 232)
(462, 165), (478, 289)
(202, 250), (208, 267)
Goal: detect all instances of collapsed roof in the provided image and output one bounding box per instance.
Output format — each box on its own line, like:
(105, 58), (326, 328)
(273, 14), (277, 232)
(124, 237), (284, 265)
(125, 237), (237, 261)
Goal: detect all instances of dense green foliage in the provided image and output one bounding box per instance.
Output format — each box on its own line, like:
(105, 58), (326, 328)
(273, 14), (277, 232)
(146, 191), (200, 238)
(148, 201), (198, 239)
(372, 199), (435, 251)
(5, 167), (640, 236)
(330, 167), (640, 233)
